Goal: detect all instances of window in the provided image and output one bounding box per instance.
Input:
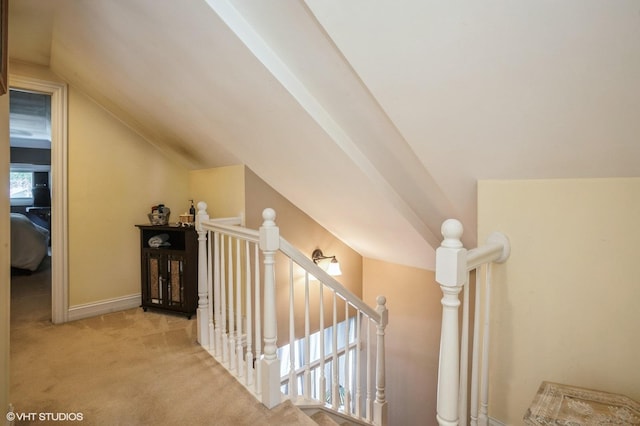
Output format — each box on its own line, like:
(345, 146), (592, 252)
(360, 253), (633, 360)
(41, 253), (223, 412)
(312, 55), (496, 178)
(10, 171), (33, 199)
(9, 164), (50, 206)
(278, 316), (359, 407)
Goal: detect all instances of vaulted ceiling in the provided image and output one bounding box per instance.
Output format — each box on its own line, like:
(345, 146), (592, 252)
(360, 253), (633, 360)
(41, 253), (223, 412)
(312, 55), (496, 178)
(9, 0), (640, 269)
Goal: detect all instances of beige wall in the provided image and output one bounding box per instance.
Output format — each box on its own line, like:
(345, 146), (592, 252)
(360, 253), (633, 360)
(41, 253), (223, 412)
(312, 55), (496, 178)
(10, 61), (62, 83)
(363, 258), (441, 426)
(68, 86), (189, 306)
(189, 165), (245, 219)
(1, 84), (10, 419)
(244, 168), (363, 289)
(9, 61), (191, 308)
(478, 178), (640, 424)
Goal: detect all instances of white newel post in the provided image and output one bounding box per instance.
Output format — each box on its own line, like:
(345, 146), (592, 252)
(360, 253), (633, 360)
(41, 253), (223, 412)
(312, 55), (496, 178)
(259, 208), (282, 409)
(374, 296), (388, 426)
(196, 201), (210, 347)
(435, 219), (467, 426)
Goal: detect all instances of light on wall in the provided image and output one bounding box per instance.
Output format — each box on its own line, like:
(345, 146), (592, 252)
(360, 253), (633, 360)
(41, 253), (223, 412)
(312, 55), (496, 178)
(311, 248), (342, 276)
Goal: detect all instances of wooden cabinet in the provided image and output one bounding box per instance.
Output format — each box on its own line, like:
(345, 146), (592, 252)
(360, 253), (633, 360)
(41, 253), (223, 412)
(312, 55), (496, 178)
(135, 225), (198, 318)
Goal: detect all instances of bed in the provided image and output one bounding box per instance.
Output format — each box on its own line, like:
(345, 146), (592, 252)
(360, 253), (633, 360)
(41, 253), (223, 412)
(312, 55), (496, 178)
(10, 213), (50, 271)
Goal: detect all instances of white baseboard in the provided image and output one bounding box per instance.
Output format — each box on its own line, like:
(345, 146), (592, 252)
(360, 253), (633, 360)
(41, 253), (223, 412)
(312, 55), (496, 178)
(67, 294), (141, 322)
(489, 416), (506, 426)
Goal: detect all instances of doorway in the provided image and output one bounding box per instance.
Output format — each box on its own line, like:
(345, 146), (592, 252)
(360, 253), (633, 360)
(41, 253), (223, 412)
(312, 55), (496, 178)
(10, 74), (68, 324)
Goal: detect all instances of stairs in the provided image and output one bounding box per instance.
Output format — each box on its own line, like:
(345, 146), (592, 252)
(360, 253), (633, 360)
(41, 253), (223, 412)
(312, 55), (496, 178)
(310, 411), (342, 426)
(196, 208), (388, 425)
(299, 402), (371, 426)
(306, 407), (368, 426)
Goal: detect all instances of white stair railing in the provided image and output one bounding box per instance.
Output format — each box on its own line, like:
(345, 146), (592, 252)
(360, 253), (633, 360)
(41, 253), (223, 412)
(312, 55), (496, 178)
(195, 202), (388, 426)
(435, 219), (510, 426)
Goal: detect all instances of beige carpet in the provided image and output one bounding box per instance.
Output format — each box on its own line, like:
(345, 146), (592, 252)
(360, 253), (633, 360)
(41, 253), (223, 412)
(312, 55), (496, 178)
(10, 257), (317, 425)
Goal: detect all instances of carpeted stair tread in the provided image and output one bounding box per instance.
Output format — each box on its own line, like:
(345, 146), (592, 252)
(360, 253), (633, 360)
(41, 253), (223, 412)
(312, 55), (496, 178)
(310, 410), (342, 425)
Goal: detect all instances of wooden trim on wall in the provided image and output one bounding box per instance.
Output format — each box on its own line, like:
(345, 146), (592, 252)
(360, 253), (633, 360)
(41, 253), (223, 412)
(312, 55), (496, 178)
(10, 74), (69, 323)
(0, 0), (7, 96)
(67, 294), (141, 322)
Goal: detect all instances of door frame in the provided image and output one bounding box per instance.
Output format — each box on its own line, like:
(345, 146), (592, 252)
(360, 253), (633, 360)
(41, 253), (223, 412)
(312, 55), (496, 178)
(10, 74), (69, 324)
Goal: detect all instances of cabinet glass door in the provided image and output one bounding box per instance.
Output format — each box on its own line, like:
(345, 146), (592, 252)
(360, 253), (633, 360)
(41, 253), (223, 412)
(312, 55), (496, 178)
(167, 255), (184, 307)
(146, 252), (164, 305)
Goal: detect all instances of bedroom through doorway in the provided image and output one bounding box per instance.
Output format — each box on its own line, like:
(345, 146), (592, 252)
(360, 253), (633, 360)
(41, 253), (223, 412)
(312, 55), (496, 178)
(9, 75), (68, 325)
(9, 88), (53, 323)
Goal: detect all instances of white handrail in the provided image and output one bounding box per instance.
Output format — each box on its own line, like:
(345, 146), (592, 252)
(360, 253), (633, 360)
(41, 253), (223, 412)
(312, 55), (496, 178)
(466, 231), (510, 271)
(200, 215), (380, 322)
(199, 220), (258, 242)
(279, 238), (381, 321)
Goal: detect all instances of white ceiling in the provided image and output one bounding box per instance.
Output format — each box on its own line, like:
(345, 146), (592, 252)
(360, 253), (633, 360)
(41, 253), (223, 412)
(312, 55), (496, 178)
(9, 89), (51, 149)
(9, 0), (640, 269)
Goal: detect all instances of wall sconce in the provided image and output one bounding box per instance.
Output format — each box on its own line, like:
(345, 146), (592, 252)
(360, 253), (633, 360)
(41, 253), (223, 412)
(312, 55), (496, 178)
(311, 249), (342, 276)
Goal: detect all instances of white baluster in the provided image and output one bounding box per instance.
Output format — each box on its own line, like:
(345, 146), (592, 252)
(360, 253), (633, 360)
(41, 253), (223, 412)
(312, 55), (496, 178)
(304, 273), (311, 400)
(373, 296), (388, 426)
(436, 219), (467, 426)
(288, 259), (297, 398)
(213, 231), (222, 357)
(245, 240), (254, 387)
(228, 236), (236, 371)
(236, 239), (244, 379)
(366, 317), (372, 422)
(220, 234), (228, 364)
(207, 230), (214, 352)
(318, 282), (326, 404)
(259, 208), (281, 408)
(254, 243), (262, 396)
(344, 302), (351, 415)
(470, 268), (482, 426)
(373, 296), (389, 426)
(355, 311), (362, 418)
(478, 265), (492, 426)
(332, 292), (339, 409)
(196, 202), (210, 346)
(459, 277), (470, 426)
